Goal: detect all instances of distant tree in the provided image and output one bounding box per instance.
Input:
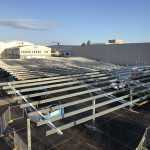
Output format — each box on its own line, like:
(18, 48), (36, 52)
(87, 40), (91, 46)
(81, 42), (86, 46)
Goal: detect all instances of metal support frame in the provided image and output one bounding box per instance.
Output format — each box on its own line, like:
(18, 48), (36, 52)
(7, 77), (116, 95)
(85, 82), (96, 128)
(130, 88), (133, 110)
(20, 80), (150, 109)
(3, 73), (110, 90)
(92, 99), (96, 127)
(1, 59), (150, 139)
(36, 88), (150, 126)
(8, 83), (63, 135)
(12, 78), (116, 101)
(0, 71), (100, 87)
(46, 94), (150, 136)
(27, 118), (31, 150)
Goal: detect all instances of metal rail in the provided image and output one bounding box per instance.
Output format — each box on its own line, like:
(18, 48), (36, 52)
(12, 78), (116, 101)
(46, 94), (150, 136)
(8, 83), (63, 135)
(2, 72), (106, 89)
(27, 76), (150, 116)
(20, 81), (150, 108)
(37, 88), (150, 126)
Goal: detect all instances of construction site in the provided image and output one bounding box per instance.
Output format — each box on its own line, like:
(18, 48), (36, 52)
(0, 57), (150, 150)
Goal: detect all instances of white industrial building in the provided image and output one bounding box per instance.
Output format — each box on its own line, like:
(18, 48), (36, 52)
(0, 41), (51, 59)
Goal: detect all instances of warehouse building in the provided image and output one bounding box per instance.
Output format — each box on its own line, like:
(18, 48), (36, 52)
(72, 42), (150, 66)
(0, 41), (51, 59)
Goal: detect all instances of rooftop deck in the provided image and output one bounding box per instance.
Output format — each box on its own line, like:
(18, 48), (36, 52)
(0, 58), (150, 150)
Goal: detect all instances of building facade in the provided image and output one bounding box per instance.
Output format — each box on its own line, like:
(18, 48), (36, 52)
(3, 45), (51, 59)
(0, 41), (51, 59)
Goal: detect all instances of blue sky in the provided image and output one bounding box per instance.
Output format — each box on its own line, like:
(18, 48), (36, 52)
(0, 0), (150, 45)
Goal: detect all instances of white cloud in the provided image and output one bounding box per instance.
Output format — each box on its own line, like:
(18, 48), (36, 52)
(0, 19), (61, 30)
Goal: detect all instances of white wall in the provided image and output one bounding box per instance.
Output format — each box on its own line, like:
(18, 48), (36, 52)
(72, 43), (150, 66)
